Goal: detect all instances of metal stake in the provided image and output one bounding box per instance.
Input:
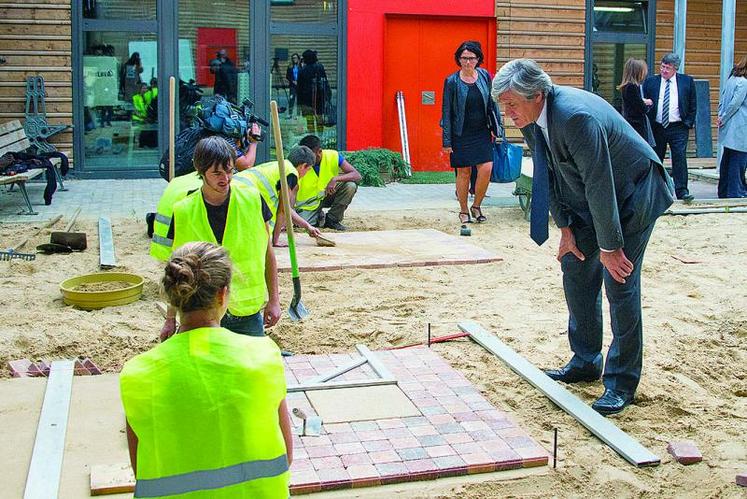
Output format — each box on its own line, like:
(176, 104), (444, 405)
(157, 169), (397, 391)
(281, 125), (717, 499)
(553, 427), (558, 468)
(427, 323), (431, 348)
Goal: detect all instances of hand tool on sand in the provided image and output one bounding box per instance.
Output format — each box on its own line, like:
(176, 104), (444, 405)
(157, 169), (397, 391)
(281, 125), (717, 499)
(38, 207), (87, 253)
(1, 214), (62, 261)
(292, 407), (322, 436)
(460, 224), (471, 236)
(315, 234), (336, 247)
(270, 100), (309, 321)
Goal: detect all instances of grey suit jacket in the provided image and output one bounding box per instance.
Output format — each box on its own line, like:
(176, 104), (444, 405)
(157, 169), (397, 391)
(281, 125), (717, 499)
(718, 75), (747, 152)
(521, 86), (674, 250)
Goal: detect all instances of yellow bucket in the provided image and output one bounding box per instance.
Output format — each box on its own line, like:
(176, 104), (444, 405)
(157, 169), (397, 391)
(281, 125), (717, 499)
(60, 272), (144, 310)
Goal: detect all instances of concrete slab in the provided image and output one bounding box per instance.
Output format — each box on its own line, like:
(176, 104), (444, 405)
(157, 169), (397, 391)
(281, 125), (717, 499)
(276, 229), (502, 272)
(307, 385), (421, 424)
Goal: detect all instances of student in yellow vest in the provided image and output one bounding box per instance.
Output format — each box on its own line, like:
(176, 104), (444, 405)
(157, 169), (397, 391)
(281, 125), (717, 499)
(296, 134), (361, 231)
(235, 145), (322, 247)
(132, 82), (151, 123)
(159, 136), (280, 341)
(121, 241), (293, 498)
(145, 123), (262, 241)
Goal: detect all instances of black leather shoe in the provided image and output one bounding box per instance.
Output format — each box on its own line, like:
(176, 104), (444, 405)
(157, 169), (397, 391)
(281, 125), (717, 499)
(592, 389), (634, 416)
(682, 193), (695, 203)
(544, 364), (601, 383)
(324, 219), (347, 231)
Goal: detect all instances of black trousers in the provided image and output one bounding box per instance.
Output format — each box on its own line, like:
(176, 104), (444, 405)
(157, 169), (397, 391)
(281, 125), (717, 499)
(651, 121), (690, 199)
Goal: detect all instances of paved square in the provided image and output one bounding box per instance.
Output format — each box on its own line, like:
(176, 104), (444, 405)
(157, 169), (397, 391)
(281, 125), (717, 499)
(284, 347), (548, 494)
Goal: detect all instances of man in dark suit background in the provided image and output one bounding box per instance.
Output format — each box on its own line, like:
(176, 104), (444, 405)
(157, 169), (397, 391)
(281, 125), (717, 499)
(643, 53), (697, 201)
(492, 59), (674, 415)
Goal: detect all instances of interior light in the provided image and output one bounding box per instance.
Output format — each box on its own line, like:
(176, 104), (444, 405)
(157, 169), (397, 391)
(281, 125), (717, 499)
(594, 6), (635, 11)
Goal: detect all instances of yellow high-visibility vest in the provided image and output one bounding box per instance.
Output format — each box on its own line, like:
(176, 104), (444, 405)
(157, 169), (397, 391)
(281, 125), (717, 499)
(172, 185), (268, 316)
(120, 327), (289, 498)
(235, 160), (298, 227)
(150, 172), (203, 261)
(295, 149), (338, 213)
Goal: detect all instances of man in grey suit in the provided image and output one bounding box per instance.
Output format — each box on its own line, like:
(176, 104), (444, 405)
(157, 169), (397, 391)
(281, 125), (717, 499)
(492, 59), (674, 415)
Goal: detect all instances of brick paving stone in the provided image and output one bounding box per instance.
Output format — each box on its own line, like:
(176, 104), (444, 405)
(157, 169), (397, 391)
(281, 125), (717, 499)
(404, 390), (431, 401)
(317, 468), (351, 491)
(480, 438), (512, 455)
(433, 455), (467, 471)
(334, 442), (367, 455)
(402, 416), (430, 427)
(383, 427), (413, 439)
(398, 381), (424, 392)
(438, 423), (467, 435)
(369, 450), (401, 464)
(461, 452), (494, 466)
(290, 459), (313, 471)
(397, 447), (429, 461)
(351, 421), (379, 432)
(487, 419), (517, 431)
(294, 447), (309, 460)
(443, 402), (472, 413)
(312, 456), (344, 471)
(427, 413), (456, 425)
(736, 472), (747, 487)
(404, 458), (437, 473)
(323, 422), (353, 434)
(452, 442), (485, 455)
(426, 445), (456, 458)
(301, 435), (332, 447)
(375, 462), (410, 485)
(468, 462), (498, 474)
(357, 429), (387, 441)
(667, 441), (703, 465)
(341, 452), (373, 468)
(444, 432), (474, 445)
(420, 405), (447, 416)
(329, 432), (360, 445)
(489, 448), (524, 467)
(469, 429), (499, 441)
(452, 411), (481, 422)
(306, 445), (338, 458)
(504, 435), (538, 450)
(348, 465), (381, 488)
(417, 434), (448, 447)
(362, 440), (394, 452)
(409, 424), (439, 437)
(377, 418), (406, 429)
(289, 469), (321, 492)
(389, 436), (421, 450)
(460, 420), (490, 432)
(496, 426), (528, 438)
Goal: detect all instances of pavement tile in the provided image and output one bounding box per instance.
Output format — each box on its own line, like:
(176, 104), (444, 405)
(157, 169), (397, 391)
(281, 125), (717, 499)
(377, 418), (406, 429)
(329, 431), (360, 445)
(444, 432), (474, 445)
(452, 411), (481, 422)
(362, 440), (394, 452)
(667, 440), (703, 465)
(417, 434), (448, 447)
(290, 459), (313, 472)
(312, 456), (344, 471)
(433, 455), (467, 471)
(334, 442), (367, 455)
(396, 447), (429, 461)
(300, 435), (332, 447)
(402, 416), (430, 427)
(383, 427), (413, 439)
(736, 472), (747, 487)
(469, 429), (498, 441)
(289, 469), (320, 490)
(504, 435), (538, 450)
(348, 465), (381, 488)
(420, 405), (447, 416)
(341, 452), (373, 467)
(427, 413), (456, 425)
(375, 462), (410, 484)
(409, 424), (439, 437)
(323, 422), (353, 434)
(426, 445), (456, 458)
(357, 429), (387, 441)
(306, 445), (338, 458)
(351, 421), (379, 432)
(369, 450), (401, 464)
(317, 468), (351, 491)
(452, 442), (485, 455)
(438, 423), (468, 434)
(389, 436), (421, 450)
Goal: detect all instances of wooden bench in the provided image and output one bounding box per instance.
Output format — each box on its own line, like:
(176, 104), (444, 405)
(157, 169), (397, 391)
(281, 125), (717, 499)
(0, 120), (67, 215)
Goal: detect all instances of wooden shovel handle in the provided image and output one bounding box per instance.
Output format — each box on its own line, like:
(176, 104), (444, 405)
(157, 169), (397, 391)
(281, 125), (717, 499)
(63, 207), (82, 232)
(14, 214), (63, 251)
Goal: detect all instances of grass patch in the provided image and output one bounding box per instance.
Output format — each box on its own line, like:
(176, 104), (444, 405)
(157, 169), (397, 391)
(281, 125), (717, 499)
(398, 171), (455, 184)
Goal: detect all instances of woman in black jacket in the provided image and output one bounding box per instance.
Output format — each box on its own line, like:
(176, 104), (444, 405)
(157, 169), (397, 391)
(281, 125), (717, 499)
(441, 41), (500, 224)
(618, 58), (653, 142)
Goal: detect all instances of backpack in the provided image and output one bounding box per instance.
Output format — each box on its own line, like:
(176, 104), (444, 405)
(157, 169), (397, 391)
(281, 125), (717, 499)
(158, 126), (212, 180)
(196, 95), (247, 139)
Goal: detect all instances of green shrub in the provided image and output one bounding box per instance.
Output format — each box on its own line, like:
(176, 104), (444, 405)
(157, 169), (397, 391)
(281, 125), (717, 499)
(344, 148), (409, 187)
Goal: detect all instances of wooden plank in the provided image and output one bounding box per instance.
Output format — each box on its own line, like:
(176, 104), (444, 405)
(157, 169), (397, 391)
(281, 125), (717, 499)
(98, 217), (116, 269)
(0, 168), (43, 185)
(90, 464), (134, 496)
(458, 321), (661, 468)
(23, 360), (75, 499)
(0, 137), (31, 157)
(355, 345), (395, 380)
(0, 119), (23, 135)
(287, 378), (397, 393)
(0, 128), (27, 148)
(311, 356), (368, 383)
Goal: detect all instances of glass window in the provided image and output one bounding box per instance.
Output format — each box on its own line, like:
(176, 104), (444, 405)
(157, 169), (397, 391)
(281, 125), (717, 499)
(178, 0), (251, 130)
(593, 1), (647, 33)
(82, 32), (159, 170)
(271, 0), (338, 24)
(82, 0), (156, 20)
(592, 42), (646, 110)
(269, 34), (338, 155)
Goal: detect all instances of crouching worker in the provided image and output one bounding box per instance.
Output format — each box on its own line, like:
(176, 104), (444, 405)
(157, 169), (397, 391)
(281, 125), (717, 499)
(120, 242), (293, 498)
(159, 135), (280, 340)
(235, 145), (321, 247)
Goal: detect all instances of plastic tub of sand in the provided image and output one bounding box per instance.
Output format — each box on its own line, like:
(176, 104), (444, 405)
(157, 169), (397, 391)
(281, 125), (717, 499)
(60, 272), (144, 310)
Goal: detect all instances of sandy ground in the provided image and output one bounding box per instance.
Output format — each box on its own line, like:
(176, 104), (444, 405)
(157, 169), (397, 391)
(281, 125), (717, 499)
(1, 207), (746, 498)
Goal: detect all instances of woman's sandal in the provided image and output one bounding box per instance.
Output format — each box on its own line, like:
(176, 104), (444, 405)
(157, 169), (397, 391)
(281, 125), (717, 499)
(470, 206), (487, 223)
(459, 212), (472, 224)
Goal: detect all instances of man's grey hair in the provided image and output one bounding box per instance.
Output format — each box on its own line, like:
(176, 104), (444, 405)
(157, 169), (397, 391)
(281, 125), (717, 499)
(492, 59), (553, 101)
(287, 145), (315, 167)
(661, 53), (681, 70)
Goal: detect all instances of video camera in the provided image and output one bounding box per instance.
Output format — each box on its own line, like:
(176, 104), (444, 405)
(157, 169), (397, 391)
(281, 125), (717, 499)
(239, 99), (269, 143)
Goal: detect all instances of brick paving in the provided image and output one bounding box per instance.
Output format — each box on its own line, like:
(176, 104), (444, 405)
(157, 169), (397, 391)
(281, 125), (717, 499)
(283, 347), (548, 494)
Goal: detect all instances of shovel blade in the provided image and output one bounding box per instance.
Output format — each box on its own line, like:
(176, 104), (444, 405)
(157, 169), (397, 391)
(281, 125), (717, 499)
(51, 231), (87, 251)
(288, 299), (309, 321)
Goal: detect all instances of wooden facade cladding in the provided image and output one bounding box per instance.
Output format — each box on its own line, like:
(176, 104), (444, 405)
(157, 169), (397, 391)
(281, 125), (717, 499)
(495, 0), (587, 139)
(656, 0), (747, 145)
(0, 0), (73, 152)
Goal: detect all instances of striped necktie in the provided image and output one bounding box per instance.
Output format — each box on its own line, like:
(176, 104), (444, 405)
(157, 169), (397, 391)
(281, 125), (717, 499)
(662, 79), (671, 128)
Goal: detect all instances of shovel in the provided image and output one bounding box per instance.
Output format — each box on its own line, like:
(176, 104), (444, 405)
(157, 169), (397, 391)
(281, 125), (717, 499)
(37, 207), (87, 254)
(270, 100), (309, 321)
(1, 214), (63, 261)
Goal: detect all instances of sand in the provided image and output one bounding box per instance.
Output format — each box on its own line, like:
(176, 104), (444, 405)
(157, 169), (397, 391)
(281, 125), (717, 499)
(1, 207), (745, 497)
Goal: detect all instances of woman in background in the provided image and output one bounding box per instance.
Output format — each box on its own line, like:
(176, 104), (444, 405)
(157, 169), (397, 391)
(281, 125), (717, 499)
(717, 54), (747, 198)
(618, 58), (654, 144)
(120, 242), (292, 498)
(286, 52), (301, 117)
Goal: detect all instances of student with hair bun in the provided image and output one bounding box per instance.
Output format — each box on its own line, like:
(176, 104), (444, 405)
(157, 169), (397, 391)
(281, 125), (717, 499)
(120, 242), (292, 498)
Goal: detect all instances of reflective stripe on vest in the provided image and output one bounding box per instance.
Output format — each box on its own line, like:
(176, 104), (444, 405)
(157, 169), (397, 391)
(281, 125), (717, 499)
(296, 149), (338, 212)
(245, 169), (278, 207)
(120, 327), (289, 499)
(172, 186), (268, 316)
(134, 454), (288, 498)
(149, 172), (203, 261)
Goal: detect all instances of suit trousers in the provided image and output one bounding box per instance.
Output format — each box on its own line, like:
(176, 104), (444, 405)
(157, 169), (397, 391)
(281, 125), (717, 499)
(652, 121), (690, 198)
(560, 221), (656, 396)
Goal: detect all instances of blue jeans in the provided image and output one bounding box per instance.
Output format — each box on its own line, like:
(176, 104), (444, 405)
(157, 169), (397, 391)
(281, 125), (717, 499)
(560, 221), (656, 396)
(652, 121), (690, 198)
(220, 311), (265, 337)
(718, 147), (747, 198)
